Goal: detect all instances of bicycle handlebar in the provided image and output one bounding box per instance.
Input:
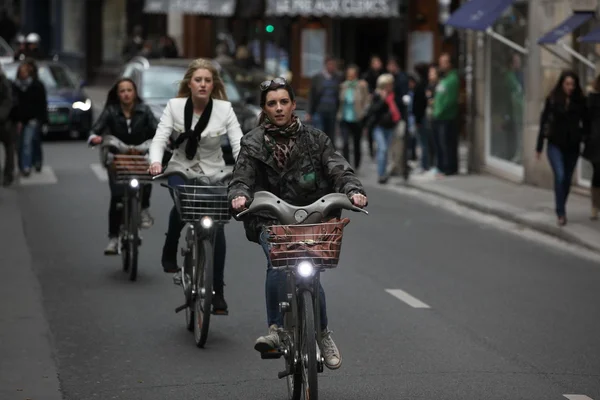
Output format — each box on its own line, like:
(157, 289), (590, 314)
(236, 191), (368, 225)
(92, 135), (152, 154)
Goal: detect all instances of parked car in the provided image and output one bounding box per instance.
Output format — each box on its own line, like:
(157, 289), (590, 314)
(120, 57), (262, 165)
(3, 60), (93, 139)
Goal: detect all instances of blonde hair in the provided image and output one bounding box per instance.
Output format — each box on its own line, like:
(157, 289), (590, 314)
(376, 73), (394, 90)
(177, 58), (227, 100)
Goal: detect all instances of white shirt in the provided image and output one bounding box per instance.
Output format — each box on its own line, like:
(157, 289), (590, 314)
(149, 97), (243, 176)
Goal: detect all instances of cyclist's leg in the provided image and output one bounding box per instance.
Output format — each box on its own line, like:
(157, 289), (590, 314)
(140, 184), (154, 228)
(105, 169), (122, 254)
(212, 225), (228, 312)
(162, 176), (185, 272)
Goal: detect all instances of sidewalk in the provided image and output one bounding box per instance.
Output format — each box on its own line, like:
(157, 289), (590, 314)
(0, 189), (63, 399)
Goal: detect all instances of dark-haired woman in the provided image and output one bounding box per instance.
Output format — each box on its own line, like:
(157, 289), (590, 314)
(536, 71), (590, 226)
(88, 78), (158, 254)
(228, 77), (368, 370)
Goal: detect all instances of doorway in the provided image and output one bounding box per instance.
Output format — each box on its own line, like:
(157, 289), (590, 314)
(340, 19), (389, 72)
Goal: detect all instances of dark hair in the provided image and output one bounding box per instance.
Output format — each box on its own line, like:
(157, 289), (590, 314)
(549, 70), (584, 105)
(324, 55), (336, 64)
(439, 52), (453, 66)
(258, 81), (296, 125)
(346, 64), (360, 75)
(18, 58), (38, 80)
(105, 77), (143, 107)
(387, 56), (399, 66)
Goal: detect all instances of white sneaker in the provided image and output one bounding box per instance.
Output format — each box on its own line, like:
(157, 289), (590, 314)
(320, 329), (342, 370)
(104, 237), (119, 255)
(140, 208), (154, 229)
(254, 324), (281, 353)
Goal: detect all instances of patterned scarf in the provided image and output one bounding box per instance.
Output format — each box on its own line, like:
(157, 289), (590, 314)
(263, 115), (301, 170)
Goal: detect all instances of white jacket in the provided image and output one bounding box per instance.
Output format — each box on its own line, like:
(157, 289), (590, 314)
(149, 97), (243, 175)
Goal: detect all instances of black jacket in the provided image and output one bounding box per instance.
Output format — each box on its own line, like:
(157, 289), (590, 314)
(10, 79), (47, 124)
(537, 95), (589, 153)
(584, 92), (600, 164)
(412, 82), (428, 125)
(364, 94), (396, 130)
(89, 103), (158, 145)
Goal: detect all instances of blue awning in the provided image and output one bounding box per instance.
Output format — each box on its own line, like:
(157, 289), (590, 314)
(537, 12), (594, 44)
(445, 0), (515, 31)
(580, 26), (600, 43)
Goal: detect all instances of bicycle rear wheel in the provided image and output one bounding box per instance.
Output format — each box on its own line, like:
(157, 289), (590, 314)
(193, 238), (213, 348)
(300, 290), (318, 400)
(127, 196), (139, 281)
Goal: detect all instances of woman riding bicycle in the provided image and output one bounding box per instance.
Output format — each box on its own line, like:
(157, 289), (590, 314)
(229, 78), (368, 370)
(88, 78), (158, 255)
(148, 58), (243, 314)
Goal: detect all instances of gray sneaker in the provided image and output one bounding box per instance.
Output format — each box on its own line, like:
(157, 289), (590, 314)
(104, 237), (119, 255)
(320, 329), (342, 370)
(254, 324), (281, 353)
(140, 208), (154, 229)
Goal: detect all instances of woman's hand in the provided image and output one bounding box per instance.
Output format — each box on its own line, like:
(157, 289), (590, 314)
(231, 196), (248, 212)
(149, 162), (162, 175)
(351, 193), (368, 208)
(90, 135), (103, 145)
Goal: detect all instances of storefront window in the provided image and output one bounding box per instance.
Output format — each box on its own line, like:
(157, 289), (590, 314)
(488, 3), (528, 165)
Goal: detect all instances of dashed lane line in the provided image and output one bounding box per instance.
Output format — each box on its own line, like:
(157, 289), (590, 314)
(385, 289), (431, 309)
(90, 163), (108, 182)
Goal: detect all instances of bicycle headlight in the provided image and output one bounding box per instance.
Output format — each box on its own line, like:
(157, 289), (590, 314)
(201, 216), (213, 229)
(297, 261), (315, 277)
(129, 178), (139, 188)
(72, 98), (92, 111)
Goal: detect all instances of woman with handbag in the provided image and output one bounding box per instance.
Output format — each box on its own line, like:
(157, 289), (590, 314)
(149, 59), (243, 314)
(535, 70), (589, 226)
(585, 75), (600, 220)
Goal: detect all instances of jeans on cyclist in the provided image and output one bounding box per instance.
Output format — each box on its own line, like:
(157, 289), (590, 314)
(258, 229), (328, 330)
(104, 169), (153, 255)
(162, 175), (228, 312)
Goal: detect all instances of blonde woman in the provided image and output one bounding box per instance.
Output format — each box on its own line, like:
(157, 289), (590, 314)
(149, 59), (243, 313)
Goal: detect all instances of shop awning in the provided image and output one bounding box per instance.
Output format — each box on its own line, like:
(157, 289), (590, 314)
(143, 0), (237, 17)
(579, 26), (600, 42)
(445, 0), (514, 31)
(265, 0), (399, 18)
(537, 12), (595, 70)
(537, 12), (594, 44)
(444, 0), (527, 54)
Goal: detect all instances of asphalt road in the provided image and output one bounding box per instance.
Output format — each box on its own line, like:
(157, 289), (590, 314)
(5, 141), (600, 400)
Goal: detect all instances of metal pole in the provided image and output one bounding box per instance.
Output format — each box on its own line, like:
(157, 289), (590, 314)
(559, 41), (597, 70)
(485, 27), (528, 54)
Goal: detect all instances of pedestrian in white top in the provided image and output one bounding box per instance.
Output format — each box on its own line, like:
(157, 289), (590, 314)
(149, 58), (243, 314)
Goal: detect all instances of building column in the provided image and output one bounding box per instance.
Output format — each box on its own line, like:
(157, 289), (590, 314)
(167, 12), (184, 53)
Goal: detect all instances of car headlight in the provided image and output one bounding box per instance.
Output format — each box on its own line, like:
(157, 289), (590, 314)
(201, 216), (213, 229)
(297, 261), (315, 278)
(129, 178), (139, 188)
(72, 99), (91, 111)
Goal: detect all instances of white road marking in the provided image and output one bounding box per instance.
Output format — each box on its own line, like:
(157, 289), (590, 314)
(18, 166), (58, 185)
(90, 163), (108, 182)
(385, 289), (431, 309)
(564, 396), (593, 400)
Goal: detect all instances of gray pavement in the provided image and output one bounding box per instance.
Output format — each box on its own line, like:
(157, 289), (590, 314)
(3, 141), (600, 399)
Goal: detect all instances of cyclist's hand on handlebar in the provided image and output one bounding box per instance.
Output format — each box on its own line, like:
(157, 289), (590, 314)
(149, 162), (162, 175)
(231, 196), (247, 212)
(90, 135), (103, 145)
(351, 193), (368, 208)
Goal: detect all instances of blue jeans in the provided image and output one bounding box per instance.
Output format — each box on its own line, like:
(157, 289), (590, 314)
(374, 126), (395, 178)
(547, 143), (579, 217)
(18, 120), (43, 171)
(166, 175), (227, 294)
(312, 111), (337, 146)
(259, 229), (328, 330)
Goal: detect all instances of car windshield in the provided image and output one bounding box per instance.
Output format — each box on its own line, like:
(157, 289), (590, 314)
(142, 67), (241, 102)
(3, 63), (77, 90)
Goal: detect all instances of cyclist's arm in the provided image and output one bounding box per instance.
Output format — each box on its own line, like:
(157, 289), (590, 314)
(149, 100), (174, 165)
(88, 106), (110, 144)
(320, 134), (366, 197)
(225, 102), (243, 160)
(145, 105), (159, 140)
(228, 140), (256, 203)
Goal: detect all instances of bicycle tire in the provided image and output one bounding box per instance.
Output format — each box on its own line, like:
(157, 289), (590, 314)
(120, 201), (129, 272)
(194, 239), (213, 348)
(128, 196), (139, 282)
(300, 291), (318, 400)
(183, 228), (195, 332)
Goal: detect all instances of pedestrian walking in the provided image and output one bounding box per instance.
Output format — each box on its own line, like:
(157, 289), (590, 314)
(536, 70), (589, 226)
(584, 74), (600, 220)
(0, 63), (14, 186)
(306, 56), (343, 146)
(362, 55), (384, 158)
(337, 64), (369, 170)
(425, 64), (441, 177)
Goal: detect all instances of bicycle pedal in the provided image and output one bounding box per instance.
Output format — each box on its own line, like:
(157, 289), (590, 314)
(260, 350), (283, 360)
(174, 303), (188, 313)
(212, 309), (229, 316)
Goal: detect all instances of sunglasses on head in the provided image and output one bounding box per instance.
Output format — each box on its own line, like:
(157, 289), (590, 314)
(260, 77), (287, 91)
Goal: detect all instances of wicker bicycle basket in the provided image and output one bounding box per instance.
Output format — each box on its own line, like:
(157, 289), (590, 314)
(266, 218), (350, 268)
(172, 184), (231, 223)
(111, 154), (152, 184)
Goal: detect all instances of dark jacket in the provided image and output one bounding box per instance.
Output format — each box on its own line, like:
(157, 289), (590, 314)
(0, 73), (12, 124)
(361, 69), (383, 94)
(10, 79), (47, 124)
(89, 103), (158, 145)
(536, 95), (589, 153)
(308, 72), (343, 115)
(364, 93), (396, 130)
(391, 71), (409, 114)
(584, 92), (600, 164)
(228, 124), (366, 243)
(412, 82), (428, 125)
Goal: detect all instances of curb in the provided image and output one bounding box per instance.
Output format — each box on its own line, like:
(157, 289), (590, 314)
(402, 180), (600, 255)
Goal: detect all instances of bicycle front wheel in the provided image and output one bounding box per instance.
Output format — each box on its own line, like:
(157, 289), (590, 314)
(300, 290), (318, 400)
(193, 238), (213, 348)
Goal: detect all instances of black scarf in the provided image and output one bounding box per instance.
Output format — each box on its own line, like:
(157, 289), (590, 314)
(173, 97), (213, 160)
